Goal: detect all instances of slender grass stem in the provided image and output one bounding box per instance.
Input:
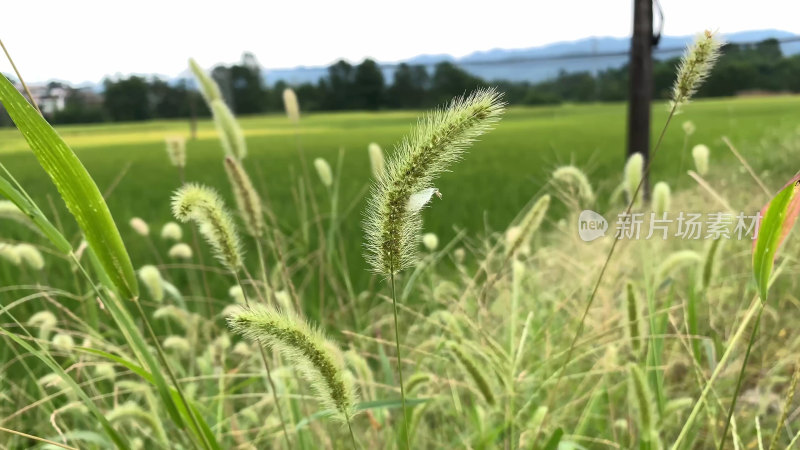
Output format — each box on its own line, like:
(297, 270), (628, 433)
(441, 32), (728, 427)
(390, 272), (411, 449)
(345, 412), (359, 449)
(0, 425), (77, 450)
(0, 39), (42, 115)
(718, 303), (765, 450)
(234, 272), (292, 448)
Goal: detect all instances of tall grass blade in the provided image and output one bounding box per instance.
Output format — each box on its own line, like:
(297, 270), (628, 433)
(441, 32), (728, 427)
(0, 74), (138, 298)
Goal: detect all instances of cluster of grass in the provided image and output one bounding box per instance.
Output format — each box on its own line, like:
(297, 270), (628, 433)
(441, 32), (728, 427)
(1, 32), (800, 449)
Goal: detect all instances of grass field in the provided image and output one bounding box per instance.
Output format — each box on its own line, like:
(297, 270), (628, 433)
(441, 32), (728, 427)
(3, 91), (800, 449)
(2, 95), (800, 289)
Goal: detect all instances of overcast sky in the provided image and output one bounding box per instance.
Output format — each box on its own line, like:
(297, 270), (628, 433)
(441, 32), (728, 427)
(3, 0), (800, 84)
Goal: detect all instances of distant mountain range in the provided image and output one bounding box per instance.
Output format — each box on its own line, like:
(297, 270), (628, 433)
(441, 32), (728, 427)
(251, 29), (800, 86)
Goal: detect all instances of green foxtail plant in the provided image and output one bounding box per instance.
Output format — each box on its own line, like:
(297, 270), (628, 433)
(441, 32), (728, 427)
(363, 87), (505, 447)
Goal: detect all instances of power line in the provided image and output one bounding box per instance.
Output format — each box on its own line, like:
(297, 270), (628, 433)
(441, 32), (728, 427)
(377, 35), (800, 69)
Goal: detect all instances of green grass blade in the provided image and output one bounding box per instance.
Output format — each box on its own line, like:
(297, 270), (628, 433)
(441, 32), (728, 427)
(0, 172), (72, 253)
(0, 73), (138, 299)
(753, 175), (800, 302)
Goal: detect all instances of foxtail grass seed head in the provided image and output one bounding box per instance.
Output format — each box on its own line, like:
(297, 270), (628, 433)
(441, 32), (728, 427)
(163, 336), (191, 354)
(275, 290), (293, 312)
(232, 341), (252, 357)
(506, 195), (550, 257)
(282, 88), (300, 123)
(692, 144), (710, 175)
(365, 88), (505, 274)
(52, 333), (75, 352)
(0, 243), (20, 266)
(229, 285), (246, 304)
(138, 265), (164, 302)
(446, 341), (495, 405)
(160, 222), (183, 241)
(224, 156), (265, 237)
(702, 238), (722, 290)
(671, 30), (723, 109)
(628, 363), (661, 446)
(153, 305), (190, 329)
(28, 311), (57, 329)
(626, 282), (641, 353)
(94, 363), (116, 380)
(164, 136), (186, 168)
(657, 250), (702, 282)
(552, 165), (595, 205)
(422, 232), (439, 251)
(0, 200), (29, 223)
(652, 181), (671, 215)
(682, 121), (696, 136)
(168, 243), (193, 260)
(368, 142), (385, 178)
(172, 184), (243, 271)
(14, 243), (44, 270)
(625, 153), (644, 206)
(129, 217), (150, 236)
(188, 58), (223, 104)
(228, 305), (357, 421)
(210, 99), (247, 160)
(314, 158), (334, 187)
(454, 247), (466, 264)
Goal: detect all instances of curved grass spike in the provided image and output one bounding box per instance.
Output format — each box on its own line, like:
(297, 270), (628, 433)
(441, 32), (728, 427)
(628, 363), (659, 446)
(188, 58), (223, 104)
(224, 156), (265, 238)
(447, 341), (495, 405)
(0, 73), (138, 299)
(552, 165), (594, 205)
(626, 282), (641, 354)
(364, 88), (505, 275)
(228, 305), (358, 422)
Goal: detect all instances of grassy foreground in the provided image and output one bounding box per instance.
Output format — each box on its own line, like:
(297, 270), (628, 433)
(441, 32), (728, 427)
(1, 93), (800, 448)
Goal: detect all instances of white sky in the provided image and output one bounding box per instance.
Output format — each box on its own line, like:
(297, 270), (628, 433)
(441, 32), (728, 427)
(2, 0), (800, 84)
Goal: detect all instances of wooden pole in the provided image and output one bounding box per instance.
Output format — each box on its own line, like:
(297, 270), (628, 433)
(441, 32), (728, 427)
(627, 0), (653, 200)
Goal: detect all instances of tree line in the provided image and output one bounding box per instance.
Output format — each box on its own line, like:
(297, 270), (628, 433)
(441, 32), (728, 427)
(2, 39), (799, 126)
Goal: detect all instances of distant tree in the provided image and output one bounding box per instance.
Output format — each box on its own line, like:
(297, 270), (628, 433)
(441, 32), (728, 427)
(295, 82), (323, 111)
(322, 60), (354, 110)
(388, 63), (430, 108)
(211, 66), (234, 107)
(103, 76), (151, 121)
(229, 53), (267, 114)
(431, 62), (485, 104)
(352, 59), (384, 110)
(150, 79), (190, 118)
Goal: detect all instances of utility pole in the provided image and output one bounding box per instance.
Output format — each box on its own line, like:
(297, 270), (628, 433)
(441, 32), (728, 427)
(627, 0), (653, 200)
